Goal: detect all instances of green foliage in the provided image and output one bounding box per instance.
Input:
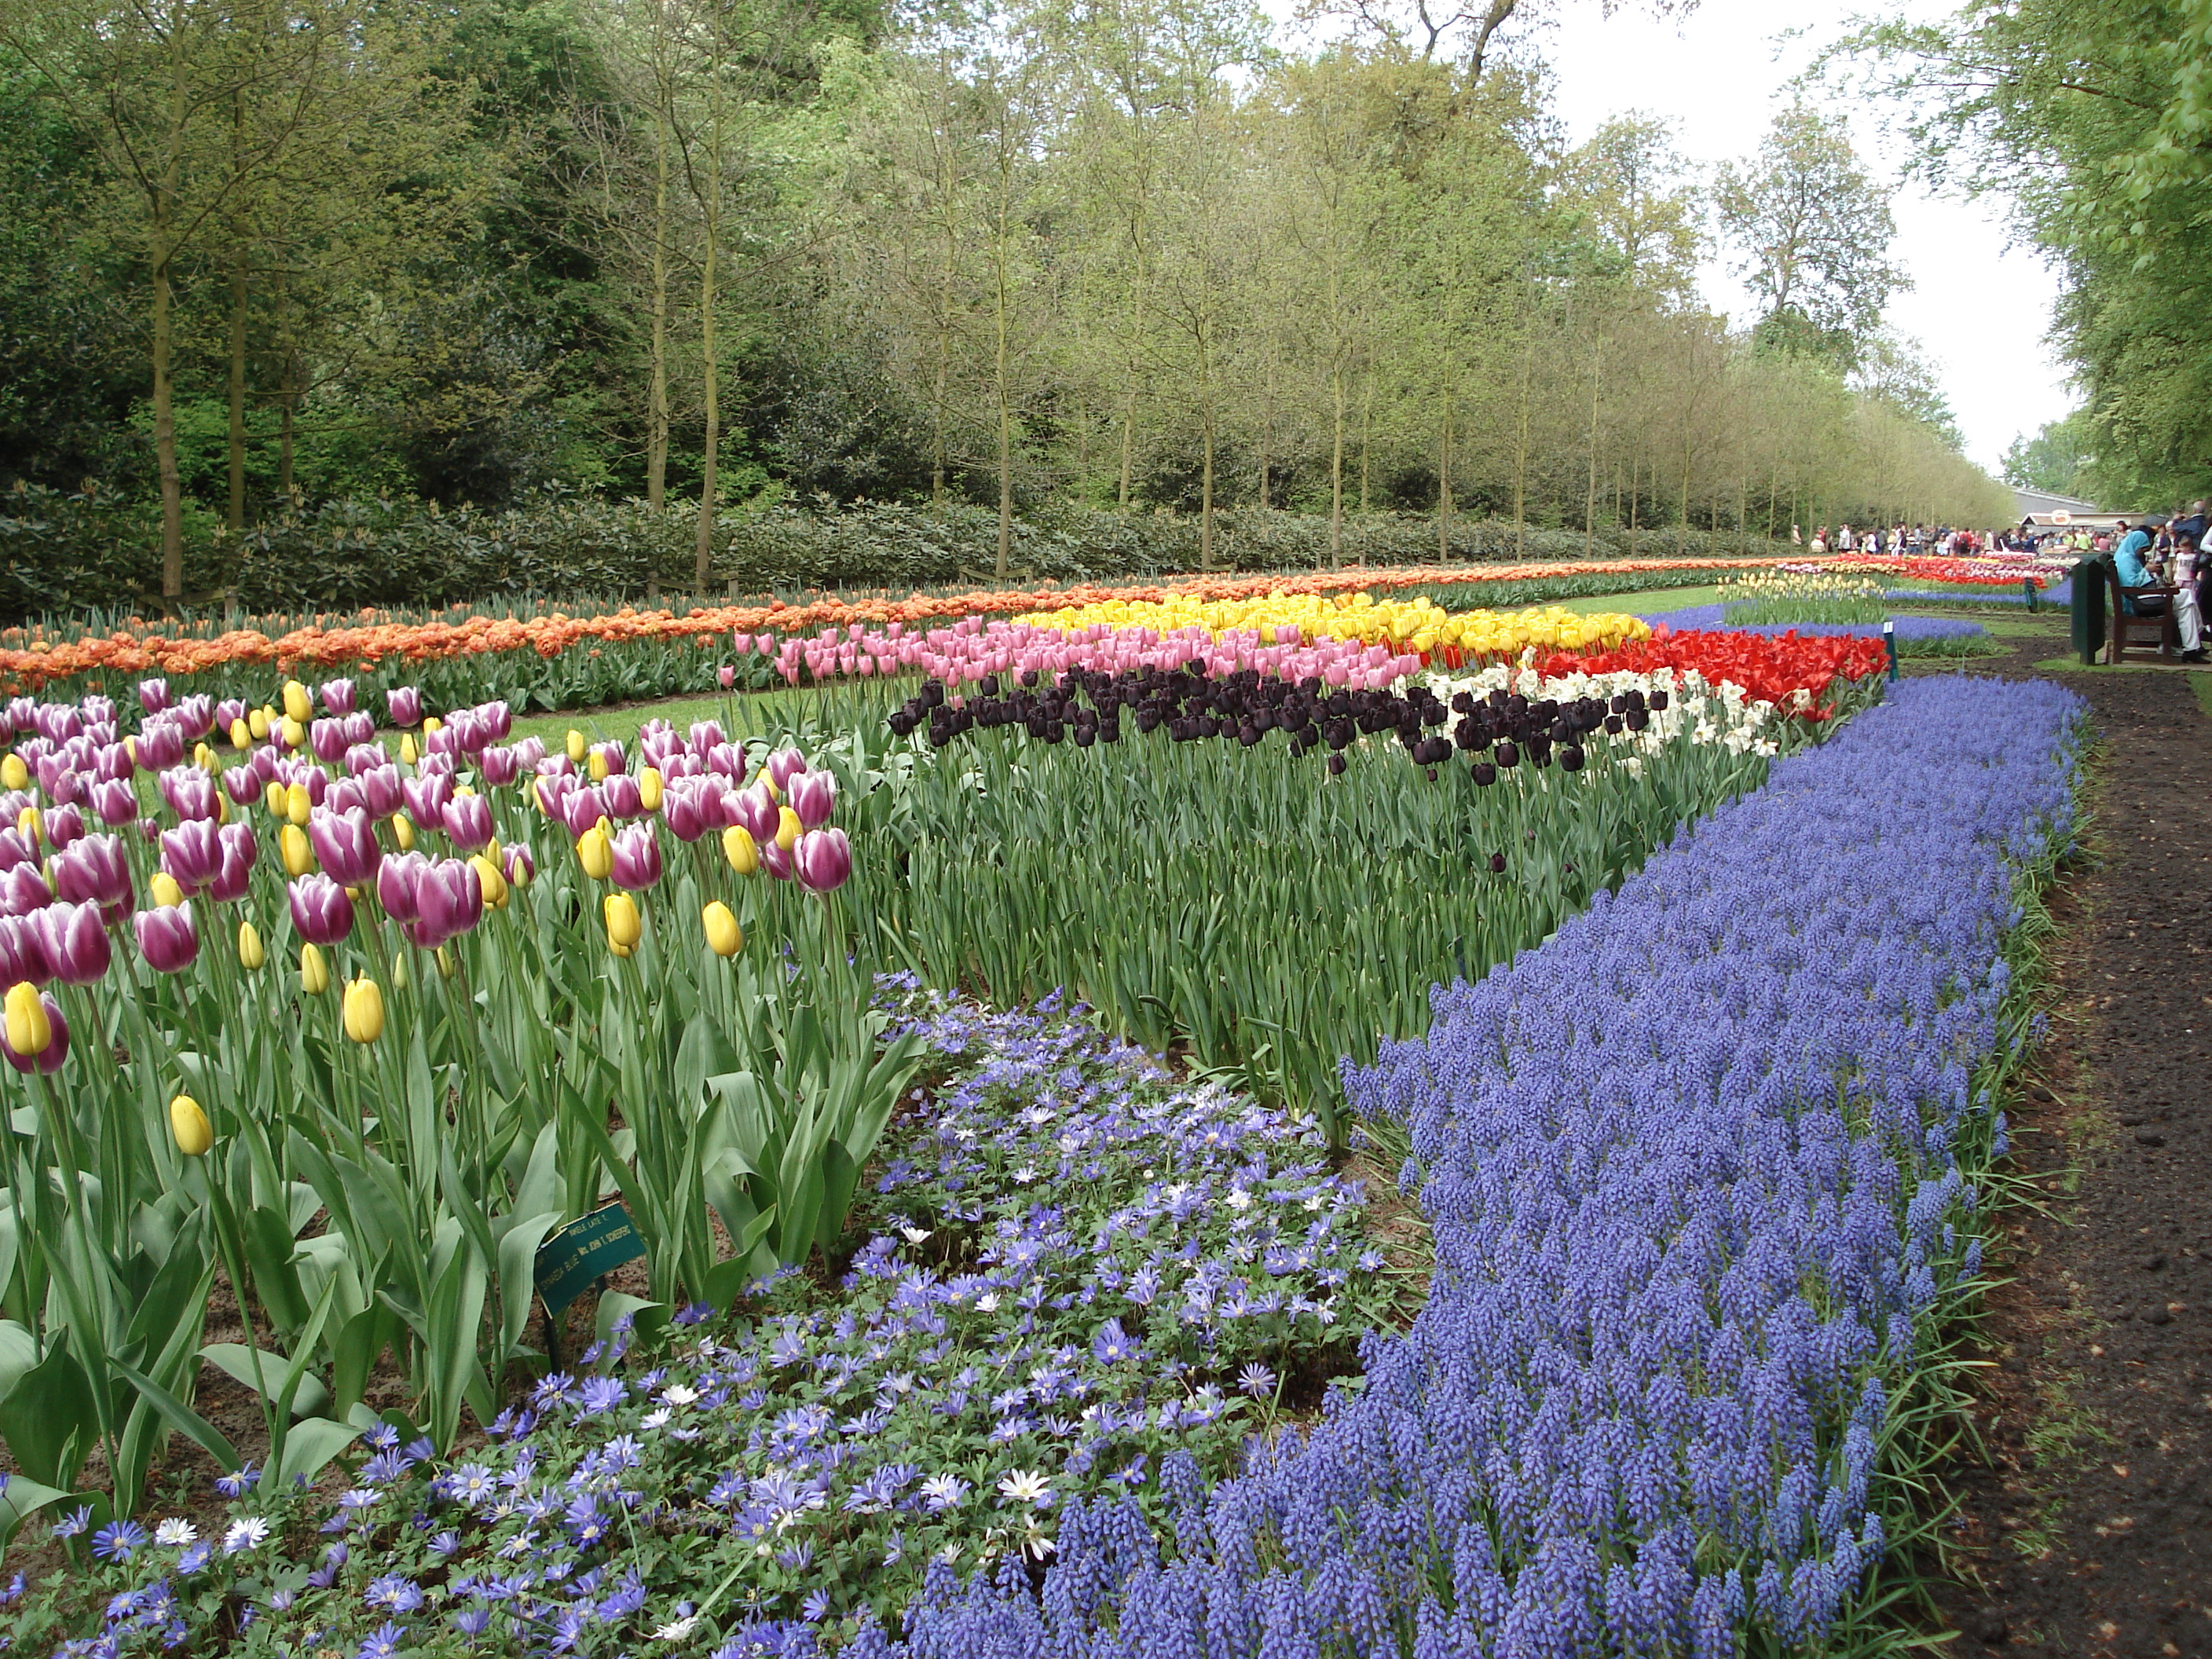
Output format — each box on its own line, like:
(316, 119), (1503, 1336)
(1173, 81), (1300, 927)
(2002, 412), (2095, 500)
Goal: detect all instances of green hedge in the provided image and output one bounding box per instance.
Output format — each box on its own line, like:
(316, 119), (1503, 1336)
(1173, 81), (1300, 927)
(0, 483), (1781, 622)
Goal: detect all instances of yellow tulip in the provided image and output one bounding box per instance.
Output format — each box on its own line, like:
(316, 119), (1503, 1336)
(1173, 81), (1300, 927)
(15, 806), (38, 844)
(722, 824), (759, 875)
(392, 812), (415, 851)
(282, 680), (313, 723)
(422, 716), (442, 737)
(702, 900), (742, 958)
(264, 780), (287, 816)
(286, 782), (312, 826)
(566, 728), (587, 764)
(123, 735), (137, 764)
(192, 741), (214, 771)
(588, 748), (609, 783)
(149, 870), (185, 908)
(280, 824), (313, 877)
(248, 706), (271, 740)
(639, 767), (663, 812)
(761, 772), (780, 800)
(280, 716), (305, 751)
(169, 1093), (214, 1158)
(229, 717), (251, 749)
(0, 754), (25, 791)
(300, 943), (330, 996)
(603, 892), (642, 951)
(775, 806), (801, 851)
(237, 920), (266, 970)
(3, 982), (50, 1057)
(471, 852), (508, 909)
(399, 733), (418, 765)
(577, 824), (613, 881)
(342, 977), (384, 1044)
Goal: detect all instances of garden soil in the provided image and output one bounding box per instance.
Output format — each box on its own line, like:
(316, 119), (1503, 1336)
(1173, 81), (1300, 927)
(1910, 634), (2212, 1657)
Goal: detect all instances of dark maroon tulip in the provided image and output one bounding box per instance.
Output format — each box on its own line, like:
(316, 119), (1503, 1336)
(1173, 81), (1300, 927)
(309, 806), (380, 888)
(289, 873), (356, 946)
(33, 900), (110, 985)
(1, 991), (67, 1074)
(134, 905), (200, 973)
(1326, 753), (1347, 777)
(1489, 853), (1507, 873)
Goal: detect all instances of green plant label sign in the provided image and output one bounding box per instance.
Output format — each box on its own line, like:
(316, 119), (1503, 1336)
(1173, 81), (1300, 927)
(534, 1204), (645, 1317)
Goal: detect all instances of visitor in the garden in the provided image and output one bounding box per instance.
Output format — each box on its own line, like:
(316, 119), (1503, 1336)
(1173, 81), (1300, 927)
(2171, 530), (2207, 659)
(2175, 499), (2208, 548)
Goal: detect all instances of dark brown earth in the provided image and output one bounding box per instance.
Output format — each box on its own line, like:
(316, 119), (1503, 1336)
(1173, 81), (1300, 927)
(1906, 617), (2212, 1657)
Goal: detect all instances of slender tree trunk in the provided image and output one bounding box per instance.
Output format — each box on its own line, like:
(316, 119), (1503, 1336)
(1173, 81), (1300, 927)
(1328, 359), (1345, 571)
(1117, 228), (1144, 513)
(226, 253), (250, 530)
(1676, 427), (1690, 560)
(1437, 387), (1453, 564)
(1359, 372), (1374, 516)
(1513, 347), (1531, 561)
(993, 213), (1013, 581)
(276, 270), (297, 497)
(694, 65), (723, 592)
(1583, 337), (1602, 562)
(1256, 360), (1271, 511)
(647, 99), (672, 511)
(932, 213), (953, 507)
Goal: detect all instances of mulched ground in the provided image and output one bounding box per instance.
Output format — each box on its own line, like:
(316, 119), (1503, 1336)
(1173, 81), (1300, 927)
(1906, 620), (2212, 1657)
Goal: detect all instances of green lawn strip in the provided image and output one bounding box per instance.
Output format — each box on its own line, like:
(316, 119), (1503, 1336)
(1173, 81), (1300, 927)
(2031, 656), (2212, 677)
(1555, 585), (1724, 616)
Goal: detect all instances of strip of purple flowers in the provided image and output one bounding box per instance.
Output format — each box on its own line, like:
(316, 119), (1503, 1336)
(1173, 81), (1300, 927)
(874, 673), (2084, 1659)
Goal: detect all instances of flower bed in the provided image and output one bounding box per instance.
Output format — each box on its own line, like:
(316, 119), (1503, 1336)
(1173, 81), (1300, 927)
(1642, 606), (1998, 656)
(0, 558), (1800, 709)
(862, 673), (2084, 1656)
(5, 984), (1406, 1653)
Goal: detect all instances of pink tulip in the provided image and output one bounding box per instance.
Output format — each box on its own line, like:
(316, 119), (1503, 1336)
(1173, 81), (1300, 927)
(766, 749), (808, 791)
(159, 765), (219, 821)
(355, 764), (405, 819)
(214, 698), (246, 735)
(787, 769), (836, 830)
(718, 665), (735, 689)
(793, 828), (851, 892)
(309, 806), (381, 887)
(175, 694), (214, 739)
(134, 905), (199, 973)
(560, 787), (609, 841)
(288, 873), (356, 946)
(208, 822), (257, 903)
(608, 822), (662, 892)
(760, 837), (794, 881)
(134, 719), (185, 771)
(402, 773), (454, 825)
(320, 679), (357, 716)
(731, 782), (778, 842)
(441, 793), (495, 852)
(31, 900), (109, 985)
(0, 829), (31, 871)
(42, 804), (85, 851)
(502, 844), (534, 888)
(661, 778), (719, 844)
(139, 678), (171, 716)
(407, 858), (483, 948)
(377, 851), (429, 921)
(0, 913), (50, 986)
(0, 862), (51, 917)
(53, 834), (131, 917)
(386, 686), (423, 727)
(479, 746), (520, 787)
(159, 819), (223, 895)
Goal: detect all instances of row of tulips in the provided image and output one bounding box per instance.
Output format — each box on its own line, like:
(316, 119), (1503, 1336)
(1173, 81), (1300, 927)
(0, 556), (1810, 706)
(749, 646), (1884, 1148)
(0, 678), (921, 1534)
(1008, 592), (1651, 657)
(1804, 553), (2070, 588)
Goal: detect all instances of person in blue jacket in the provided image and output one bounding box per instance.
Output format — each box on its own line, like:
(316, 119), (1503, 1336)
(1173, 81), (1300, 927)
(2114, 520), (2155, 605)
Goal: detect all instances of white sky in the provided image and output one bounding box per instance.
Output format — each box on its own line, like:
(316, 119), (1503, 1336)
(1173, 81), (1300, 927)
(1265, 0), (2075, 476)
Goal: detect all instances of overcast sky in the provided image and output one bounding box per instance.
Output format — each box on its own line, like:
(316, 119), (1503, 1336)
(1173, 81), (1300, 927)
(1267, 0), (2075, 477)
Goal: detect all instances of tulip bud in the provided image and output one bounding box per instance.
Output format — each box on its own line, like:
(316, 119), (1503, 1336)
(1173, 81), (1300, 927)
(0, 755), (25, 792)
(435, 944), (457, 980)
(392, 811), (416, 851)
(248, 706), (271, 741)
(3, 980), (49, 1057)
(718, 664), (736, 689)
(342, 976), (384, 1042)
(300, 941), (330, 995)
(16, 806), (38, 845)
(603, 892), (641, 952)
(280, 716), (305, 751)
(149, 870), (185, 908)
(282, 681), (313, 725)
(639, 767), (663, 812)
(722, 825), (759, 875)
(170, 1093), (214, 1157)
(286, 782), (311, 826)
(280, 824), (313, 878)
(1, 987), (64, 1073)
(701, 900), (742, 958)
(775, 806), (801, 851)
(471, 852), (509, 909)
(566, 729), (587, 764)
(192, 741), (214, 771)
(238, 919), (266, 969)
(390, 949), (410, 991)
(399, 734), (419, 766)
(265, 780), (287, 817)
(229, 718), (251, 749)
(423, 716), (441, 737)
(577, 824), (613, 881)
(588, 748), (609, 783)
(504, 844), (535, 888)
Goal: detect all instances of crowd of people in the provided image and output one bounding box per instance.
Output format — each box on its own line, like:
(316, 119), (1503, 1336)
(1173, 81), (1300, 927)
(1790, 522), (2038, 555)
(2107, 501), (2210, 661)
